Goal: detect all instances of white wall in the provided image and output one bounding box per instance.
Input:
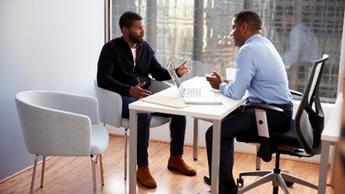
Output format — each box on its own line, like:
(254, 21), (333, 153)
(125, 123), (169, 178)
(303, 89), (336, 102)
(0, 0), (104, 179)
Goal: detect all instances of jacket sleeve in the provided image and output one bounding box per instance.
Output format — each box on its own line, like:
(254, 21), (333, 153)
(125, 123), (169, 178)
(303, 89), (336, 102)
(97, 42), (131, 96)
(147, 47), (171, 81)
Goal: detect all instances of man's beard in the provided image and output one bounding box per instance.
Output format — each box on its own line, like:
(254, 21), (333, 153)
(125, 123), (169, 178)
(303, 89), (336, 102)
(129, 32), (144, 44)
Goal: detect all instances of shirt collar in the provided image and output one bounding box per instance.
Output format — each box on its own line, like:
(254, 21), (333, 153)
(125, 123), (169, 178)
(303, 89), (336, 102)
(244, 33), (261, 45)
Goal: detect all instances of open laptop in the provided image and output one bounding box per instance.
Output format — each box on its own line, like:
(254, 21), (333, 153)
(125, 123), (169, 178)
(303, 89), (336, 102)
(167, 63), (222, 105)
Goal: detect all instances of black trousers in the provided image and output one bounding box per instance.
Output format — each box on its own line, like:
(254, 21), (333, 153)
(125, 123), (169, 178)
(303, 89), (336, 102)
(122, 96), (186, 166)
(205, 103), (292, 182)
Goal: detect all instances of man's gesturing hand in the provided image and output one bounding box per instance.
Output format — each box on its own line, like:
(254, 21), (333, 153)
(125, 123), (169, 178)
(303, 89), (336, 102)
(129, 82), (152, 99)
(205, 71), (223, 89)
(176, 59), (191, 77)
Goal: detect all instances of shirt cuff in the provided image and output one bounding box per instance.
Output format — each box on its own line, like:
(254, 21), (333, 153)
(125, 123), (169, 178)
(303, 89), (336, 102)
(219, 82), (227, 93)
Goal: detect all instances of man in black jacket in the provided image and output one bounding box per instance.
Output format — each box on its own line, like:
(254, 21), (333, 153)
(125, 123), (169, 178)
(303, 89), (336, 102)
(97, 11), (196, 189)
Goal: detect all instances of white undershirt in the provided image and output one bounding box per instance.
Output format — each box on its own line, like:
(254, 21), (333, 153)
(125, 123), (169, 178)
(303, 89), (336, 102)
(130, 48), (136, 67)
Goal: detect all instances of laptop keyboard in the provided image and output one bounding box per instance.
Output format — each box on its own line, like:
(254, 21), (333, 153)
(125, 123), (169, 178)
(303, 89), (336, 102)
(183, 88), (201, 97)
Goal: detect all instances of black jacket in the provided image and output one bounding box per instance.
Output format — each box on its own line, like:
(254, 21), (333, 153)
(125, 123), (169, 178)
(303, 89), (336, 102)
(97, 37), (171, 96)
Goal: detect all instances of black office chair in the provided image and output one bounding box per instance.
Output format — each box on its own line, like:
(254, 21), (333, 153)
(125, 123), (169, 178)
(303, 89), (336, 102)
(236, 54), (329, 194)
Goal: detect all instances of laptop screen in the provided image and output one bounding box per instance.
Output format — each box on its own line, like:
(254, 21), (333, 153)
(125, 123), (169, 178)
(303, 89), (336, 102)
(167, 63), (182, 88)
(166, 64), (222, 104)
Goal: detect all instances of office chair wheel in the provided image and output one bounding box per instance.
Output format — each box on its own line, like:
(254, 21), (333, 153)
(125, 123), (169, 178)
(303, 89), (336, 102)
(236, 177), (244, 188)
(285, 180), (294, 187)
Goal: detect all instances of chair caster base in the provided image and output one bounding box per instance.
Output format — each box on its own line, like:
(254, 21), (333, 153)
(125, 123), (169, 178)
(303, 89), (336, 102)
(237, 177), (244, 188)
(285, 180), (294, 187)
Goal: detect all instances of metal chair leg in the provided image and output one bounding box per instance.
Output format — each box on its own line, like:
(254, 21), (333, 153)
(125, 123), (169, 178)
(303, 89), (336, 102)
(95, 155), (99, 164)
(281, 172), (318, 189)
(30, 155), (39, 194)
(256, 145), (261, 170)
(91, 155), (97, 194)
(124, 128), (128, 180)
(193, 118), (198, 161)
(239, 170), (271, 178)
(40, 156), (46, 188)
(238, 173), (275, 194)
(99, 154), (105, 186)
(276, 174), (289, 194)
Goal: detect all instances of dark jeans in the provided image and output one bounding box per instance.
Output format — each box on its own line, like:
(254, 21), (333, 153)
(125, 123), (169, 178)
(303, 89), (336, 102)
(205, 103), (292, 182)
(122, 96), (186, 166)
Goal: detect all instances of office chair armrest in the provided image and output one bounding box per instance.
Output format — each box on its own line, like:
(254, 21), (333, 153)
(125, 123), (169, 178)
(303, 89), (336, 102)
(245, 102), (284, 162)
(149, 79), (171, 93)
(290, 89), (303, 97)
(246, 102), (284, 112)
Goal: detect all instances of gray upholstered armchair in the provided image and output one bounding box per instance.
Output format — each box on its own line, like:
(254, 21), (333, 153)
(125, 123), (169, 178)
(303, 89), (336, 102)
(15, 90), (109, 194)
(94, 78), (171, 180)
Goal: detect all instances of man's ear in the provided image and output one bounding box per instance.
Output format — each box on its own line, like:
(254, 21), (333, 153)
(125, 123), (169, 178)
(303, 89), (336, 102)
(240, 22), (249, 33)
(122, 26), (128, 34)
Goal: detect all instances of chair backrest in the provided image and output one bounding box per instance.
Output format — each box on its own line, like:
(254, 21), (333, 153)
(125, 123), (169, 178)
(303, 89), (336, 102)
(15, 90), (95, 156)
(94, 79), (123, 127)
(295, 54), (329, 155)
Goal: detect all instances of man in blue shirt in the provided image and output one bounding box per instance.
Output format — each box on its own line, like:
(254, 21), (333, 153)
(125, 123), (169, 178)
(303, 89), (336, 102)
(204, 10), (293, 194)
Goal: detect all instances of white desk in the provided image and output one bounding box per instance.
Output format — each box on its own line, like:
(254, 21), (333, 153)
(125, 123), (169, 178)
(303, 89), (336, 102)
(128, 77), (246, 194)
(318, 93), (342, 194)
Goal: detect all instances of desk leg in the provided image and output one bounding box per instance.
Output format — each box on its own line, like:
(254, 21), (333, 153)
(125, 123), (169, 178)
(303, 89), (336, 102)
(329, 144), (335, 187)
(211, 120), (221, 194)
(318, 141), (330, 194)
(193, 118), (199, 161)
(129, 110), (138, 194)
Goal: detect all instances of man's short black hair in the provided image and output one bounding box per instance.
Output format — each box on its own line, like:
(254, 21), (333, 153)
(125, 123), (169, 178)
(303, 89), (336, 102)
(119, 11), (143, 30)
(234, 10), (262, 31)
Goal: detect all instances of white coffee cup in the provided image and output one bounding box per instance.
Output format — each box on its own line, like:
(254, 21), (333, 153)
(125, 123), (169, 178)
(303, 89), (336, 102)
(226, 68), (236, 81)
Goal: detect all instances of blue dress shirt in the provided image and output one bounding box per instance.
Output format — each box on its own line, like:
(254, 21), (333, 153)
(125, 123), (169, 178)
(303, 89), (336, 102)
(219, 34), (292, 104)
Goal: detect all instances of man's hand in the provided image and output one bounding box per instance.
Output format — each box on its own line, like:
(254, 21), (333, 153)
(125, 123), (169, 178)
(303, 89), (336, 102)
(176, 59), (191, 77)
(129, 82), (152, 99)
(205, 71), (223, 89)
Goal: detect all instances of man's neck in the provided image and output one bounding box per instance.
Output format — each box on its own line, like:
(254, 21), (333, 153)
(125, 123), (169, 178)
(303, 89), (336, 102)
(122, 36), (137, 48)
(128, 42), (137, 49)
(244, 31), (260, 42)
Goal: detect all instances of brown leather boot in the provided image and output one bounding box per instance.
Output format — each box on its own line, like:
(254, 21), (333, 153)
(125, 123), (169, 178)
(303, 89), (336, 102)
(136, 166), (157, 189)
(167, 155), (197, 176)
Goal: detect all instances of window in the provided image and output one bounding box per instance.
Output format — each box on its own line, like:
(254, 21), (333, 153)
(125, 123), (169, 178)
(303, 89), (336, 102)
(110, 0), (345, 103)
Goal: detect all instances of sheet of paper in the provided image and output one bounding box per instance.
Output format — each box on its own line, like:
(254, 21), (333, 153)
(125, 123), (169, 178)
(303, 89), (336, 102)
(141, 95), (190, 109)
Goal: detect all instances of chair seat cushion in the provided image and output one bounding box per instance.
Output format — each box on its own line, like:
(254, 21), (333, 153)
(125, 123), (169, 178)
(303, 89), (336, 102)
(91, 124), (109, 154)
(121, 115), (170, 129)
(236, 120), (302, 149)
(150, 116), (171, 128)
